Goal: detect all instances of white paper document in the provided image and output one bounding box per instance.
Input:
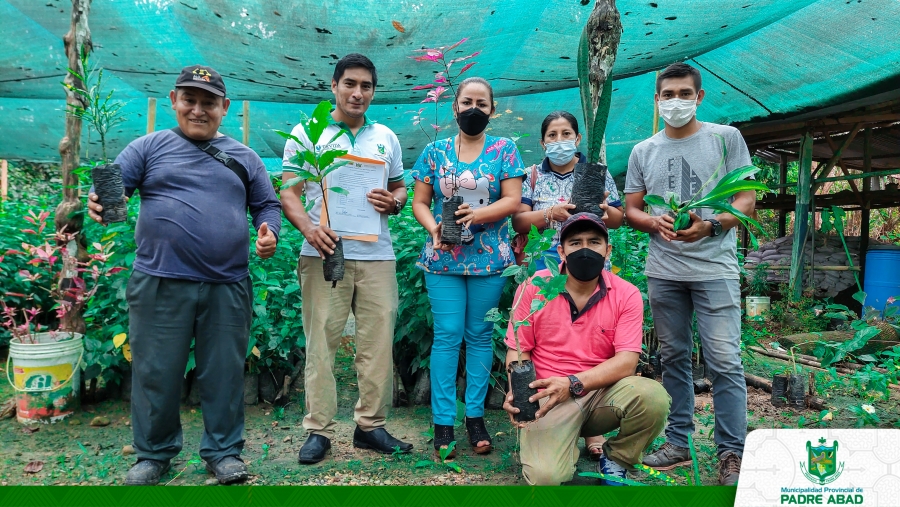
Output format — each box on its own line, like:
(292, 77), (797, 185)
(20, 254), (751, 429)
(323, 156), (388, 238)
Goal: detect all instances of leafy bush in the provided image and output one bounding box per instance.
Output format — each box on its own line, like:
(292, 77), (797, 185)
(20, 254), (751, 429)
(390, 189), (433, 376)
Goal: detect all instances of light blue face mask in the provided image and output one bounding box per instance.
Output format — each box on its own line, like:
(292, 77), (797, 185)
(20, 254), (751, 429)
(545, 140), (578, 166)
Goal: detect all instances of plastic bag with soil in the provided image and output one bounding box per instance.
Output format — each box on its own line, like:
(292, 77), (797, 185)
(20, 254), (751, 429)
(570, 162), (608, 216)
(508, 360), (539, 422)
(771, 374), (789, 407)
(323, 238), (345, 287)
(91, 163), (128, 223)
(786, 374), (806, 409)
(440, 195), (464, 245)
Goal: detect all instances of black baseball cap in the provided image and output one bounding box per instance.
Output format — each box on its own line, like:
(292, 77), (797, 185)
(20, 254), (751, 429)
(559, 212), (609, 242)
(174, 65), (226, 97)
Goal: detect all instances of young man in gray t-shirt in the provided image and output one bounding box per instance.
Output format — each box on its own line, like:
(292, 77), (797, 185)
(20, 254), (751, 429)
(624, 63), (755, 486)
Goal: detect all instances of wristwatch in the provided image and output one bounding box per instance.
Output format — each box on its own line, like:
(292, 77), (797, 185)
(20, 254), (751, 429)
(705, 218), (722, 237)
(391, 198), (403, 215)
(568, 375), (586, 397)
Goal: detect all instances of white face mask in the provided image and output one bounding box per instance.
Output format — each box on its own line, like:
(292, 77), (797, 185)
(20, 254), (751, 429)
(658, 98), (697, 128)
(544, 140), (578, 166)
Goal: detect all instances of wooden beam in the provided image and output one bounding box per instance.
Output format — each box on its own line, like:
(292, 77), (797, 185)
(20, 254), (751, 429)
(739, 113), (900, 138)
(652, 71), (660, 135)
(821, 133), (866, 207)
(146, 97), (156, 134)
(860, 128), (872, 292)
(242, 100), (250, 146)
(813, 168), (900, 184)
(1, 159), (7, 200)
(812, 123), (862, 193)
(790, 132), (813, 300)
(777, 152), (788, 237)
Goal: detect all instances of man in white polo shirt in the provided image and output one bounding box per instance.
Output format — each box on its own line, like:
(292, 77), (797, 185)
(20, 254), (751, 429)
(280, 54), (411, 464)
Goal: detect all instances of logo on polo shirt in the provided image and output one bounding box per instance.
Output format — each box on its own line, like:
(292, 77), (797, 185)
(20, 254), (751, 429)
(377, 144), (385, 154)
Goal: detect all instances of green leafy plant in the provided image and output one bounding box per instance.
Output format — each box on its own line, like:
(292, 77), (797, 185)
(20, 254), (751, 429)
(486, 225), (567, 363)
(747, 262), (771, 297)
(61, 46), (127, 162)
(277, 101), (351, 207)
(643, 135), (770, 247)
(0, 210), (121, 344)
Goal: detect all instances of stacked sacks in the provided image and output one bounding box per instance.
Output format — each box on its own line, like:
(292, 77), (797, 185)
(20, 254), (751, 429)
(744, 235), (882, 298)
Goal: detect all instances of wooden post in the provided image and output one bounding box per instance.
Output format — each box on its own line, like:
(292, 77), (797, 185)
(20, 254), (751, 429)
(652, 72), (660, 135)
(242, 100), (250, 146)
(790, 132), (813, 300)
(146, 97), (157, 134)
(859, 128), (872, 292)
(1, 159), (7, 200)
(777, 152), (788, 237)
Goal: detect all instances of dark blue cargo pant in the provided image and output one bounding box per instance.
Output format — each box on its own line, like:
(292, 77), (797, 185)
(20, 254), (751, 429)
(126, 270), (252, 464)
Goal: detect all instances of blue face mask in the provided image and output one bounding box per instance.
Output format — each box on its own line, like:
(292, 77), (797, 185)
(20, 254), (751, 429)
(545, 140), (578, 166)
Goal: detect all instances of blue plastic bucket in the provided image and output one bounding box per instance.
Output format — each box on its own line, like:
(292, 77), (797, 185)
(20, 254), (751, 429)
(864, 245), (900, 312)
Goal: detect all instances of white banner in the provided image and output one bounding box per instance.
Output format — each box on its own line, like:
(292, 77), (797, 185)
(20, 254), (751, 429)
(735, 429), (900, 507)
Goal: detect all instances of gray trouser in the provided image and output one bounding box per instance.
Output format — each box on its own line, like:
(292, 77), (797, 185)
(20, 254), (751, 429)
(647, 277), (746, 457)
(127, 270), (252, 463)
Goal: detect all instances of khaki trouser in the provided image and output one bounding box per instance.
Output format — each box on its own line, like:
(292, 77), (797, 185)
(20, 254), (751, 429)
(520, 375), (671, 486)
(299, 256), (398, 439)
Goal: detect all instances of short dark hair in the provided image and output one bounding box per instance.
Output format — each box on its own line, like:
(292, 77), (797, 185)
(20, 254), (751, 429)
(333, 53), (377, 87)
(540, 111), (579, 139)
(656, 62), (702, 93)
(560, 220), (608, 244)
(456, 77), (494, 104)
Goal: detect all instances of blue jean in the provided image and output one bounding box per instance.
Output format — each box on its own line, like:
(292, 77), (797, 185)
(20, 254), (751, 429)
(647, 277), (746, 457)
(424, 272), (508, 426)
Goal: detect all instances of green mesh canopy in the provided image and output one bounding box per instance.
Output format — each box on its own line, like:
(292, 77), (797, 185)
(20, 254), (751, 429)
(2, 0), (899, 178)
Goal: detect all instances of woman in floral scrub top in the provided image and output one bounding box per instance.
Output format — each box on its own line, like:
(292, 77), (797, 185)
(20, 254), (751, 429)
(411, 77), (525, 458)
(512, 110), (624, 270)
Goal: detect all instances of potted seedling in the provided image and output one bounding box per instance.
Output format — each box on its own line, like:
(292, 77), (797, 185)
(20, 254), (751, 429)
(2, 211), (120, 423)
(409, 38), (480, 246)
(746, 262), (772, 318)
(769, 342), (806, 409)
(487, 226), (567, 422)
(276, 101), (351, 286)
(570, 162), (609, 216)
(62, 47), (128, 223)
(643, 134), (770, 248)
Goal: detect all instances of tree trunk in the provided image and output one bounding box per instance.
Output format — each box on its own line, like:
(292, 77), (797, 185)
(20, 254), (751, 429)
(57, 0), (92, 334)
(578, 0), (622, 163)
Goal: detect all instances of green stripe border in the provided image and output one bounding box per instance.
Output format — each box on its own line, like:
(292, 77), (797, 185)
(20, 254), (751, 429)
(0, 486), (736, 507)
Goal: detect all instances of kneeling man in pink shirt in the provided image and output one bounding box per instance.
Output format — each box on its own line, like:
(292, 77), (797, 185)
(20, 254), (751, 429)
(503, 212), (671, 486)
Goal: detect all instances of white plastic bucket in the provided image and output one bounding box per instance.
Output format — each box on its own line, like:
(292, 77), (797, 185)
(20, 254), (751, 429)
(7, 332), (84, 424)
(746, 296), (771, 318)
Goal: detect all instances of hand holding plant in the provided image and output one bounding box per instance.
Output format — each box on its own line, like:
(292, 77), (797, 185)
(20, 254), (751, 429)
(643, 134), (770, 247)
(276, 100), (351, 284)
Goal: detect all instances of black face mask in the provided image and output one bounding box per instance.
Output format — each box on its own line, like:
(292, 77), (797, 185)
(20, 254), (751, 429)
(565, 247), (605, 282)
(456, 107), (490, 136)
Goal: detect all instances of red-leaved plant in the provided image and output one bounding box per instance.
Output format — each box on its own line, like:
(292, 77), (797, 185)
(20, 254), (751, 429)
(409, 37), (481, 145)
(1, 210), (123, 344)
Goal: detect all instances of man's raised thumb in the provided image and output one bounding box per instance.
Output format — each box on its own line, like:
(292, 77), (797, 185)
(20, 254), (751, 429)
(259, 222), (269, 236)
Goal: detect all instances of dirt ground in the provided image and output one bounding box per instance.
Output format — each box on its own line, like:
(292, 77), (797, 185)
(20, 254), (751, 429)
(1, 346), (897, 487)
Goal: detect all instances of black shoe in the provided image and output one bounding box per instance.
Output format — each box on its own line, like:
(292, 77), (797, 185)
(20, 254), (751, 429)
(124, 459), (170, 485)
(433, 424), (456, 459)
(298, 434), (331, 464)
(205, 455), (248, 485)
(465, 416), (493, 454)
(352, 426), (413, 454)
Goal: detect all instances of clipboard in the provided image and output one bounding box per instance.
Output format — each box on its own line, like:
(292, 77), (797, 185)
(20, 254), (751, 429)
(321, 154), (388, 242)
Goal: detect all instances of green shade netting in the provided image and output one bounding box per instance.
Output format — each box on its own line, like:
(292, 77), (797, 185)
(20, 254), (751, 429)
(1, 0), (898, 178)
